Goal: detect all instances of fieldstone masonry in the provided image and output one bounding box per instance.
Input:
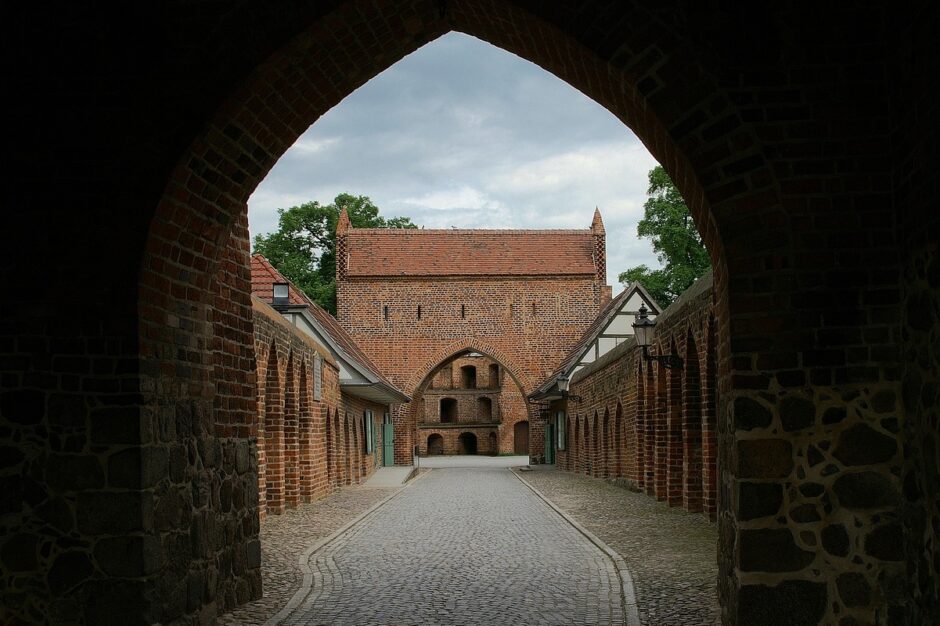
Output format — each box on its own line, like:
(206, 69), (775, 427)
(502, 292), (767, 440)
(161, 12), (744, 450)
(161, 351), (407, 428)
(3, 2), (939, 624)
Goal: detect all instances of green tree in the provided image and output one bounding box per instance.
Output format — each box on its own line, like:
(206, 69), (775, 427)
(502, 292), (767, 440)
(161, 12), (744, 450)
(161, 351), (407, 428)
(253, 193), (417, 313)
(618, 166), (710, 307)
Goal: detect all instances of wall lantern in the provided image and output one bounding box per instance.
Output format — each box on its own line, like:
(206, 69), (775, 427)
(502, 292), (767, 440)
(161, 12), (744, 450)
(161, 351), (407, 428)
(556, 373), (582, 403)
(272, 282), (290, 307)
(632, 304), (683, 369)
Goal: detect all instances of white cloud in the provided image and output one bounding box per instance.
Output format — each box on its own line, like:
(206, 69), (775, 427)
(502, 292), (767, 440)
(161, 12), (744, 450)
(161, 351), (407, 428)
(247, 32), (666, 284)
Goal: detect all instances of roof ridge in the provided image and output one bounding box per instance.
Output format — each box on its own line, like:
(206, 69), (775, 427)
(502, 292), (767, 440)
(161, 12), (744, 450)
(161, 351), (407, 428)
(349, 228), (592, 234)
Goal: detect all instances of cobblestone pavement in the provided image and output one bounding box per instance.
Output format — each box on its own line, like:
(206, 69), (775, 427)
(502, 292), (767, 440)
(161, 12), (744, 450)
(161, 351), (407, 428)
(219, 485), (399, 625)
(278, 468), (629, 626)
(519, 469), (719, 626)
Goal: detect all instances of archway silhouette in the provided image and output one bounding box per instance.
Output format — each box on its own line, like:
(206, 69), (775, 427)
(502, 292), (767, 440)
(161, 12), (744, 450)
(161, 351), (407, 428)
(72, 1), (911, 622)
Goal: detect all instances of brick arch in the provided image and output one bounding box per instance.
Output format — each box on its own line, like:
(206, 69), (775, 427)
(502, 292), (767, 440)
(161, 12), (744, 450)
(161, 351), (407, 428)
(283, 352), (299, 508)
(124, 2), (904, 622)
(262, 341), (284, 515)
(683, 330), (703, 513)
(404, 340), (535, 396)
(297, 361), (314, 502)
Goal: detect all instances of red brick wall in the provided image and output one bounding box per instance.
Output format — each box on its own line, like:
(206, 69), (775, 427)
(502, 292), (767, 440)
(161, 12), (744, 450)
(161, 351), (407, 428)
(252, 300), (385, 520)
(337, 274), (603, 464)
(556, 276), (718, 520)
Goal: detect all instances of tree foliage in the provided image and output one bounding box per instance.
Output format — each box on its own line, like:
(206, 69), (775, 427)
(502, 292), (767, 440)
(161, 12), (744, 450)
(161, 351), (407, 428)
(252, 193), (417, 313)
(618, 166), (710, 307)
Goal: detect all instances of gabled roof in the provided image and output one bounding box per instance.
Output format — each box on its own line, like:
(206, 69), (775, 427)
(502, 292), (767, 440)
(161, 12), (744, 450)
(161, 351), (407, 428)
(529, 282), (662, 400)
(344, 228), (598, 277)
(250, 255), (409, 403)
(250, 255), (311, 305)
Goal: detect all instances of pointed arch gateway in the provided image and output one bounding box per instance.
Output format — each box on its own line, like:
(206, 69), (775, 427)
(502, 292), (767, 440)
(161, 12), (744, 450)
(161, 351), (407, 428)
(411, 348), (530, 457)
(134, 1), (853, 620)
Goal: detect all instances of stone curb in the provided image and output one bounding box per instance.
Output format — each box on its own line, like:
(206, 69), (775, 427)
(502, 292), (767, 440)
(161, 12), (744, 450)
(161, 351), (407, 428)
(511, 468), (643, 626)
(264, 469), (432, 625)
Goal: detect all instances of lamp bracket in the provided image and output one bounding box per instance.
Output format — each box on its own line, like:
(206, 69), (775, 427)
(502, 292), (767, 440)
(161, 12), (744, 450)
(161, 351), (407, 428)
(642, 345), (684, 370)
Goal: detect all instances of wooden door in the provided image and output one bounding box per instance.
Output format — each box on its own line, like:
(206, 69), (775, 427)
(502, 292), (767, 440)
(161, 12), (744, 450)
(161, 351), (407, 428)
(514, 420), (529, 455)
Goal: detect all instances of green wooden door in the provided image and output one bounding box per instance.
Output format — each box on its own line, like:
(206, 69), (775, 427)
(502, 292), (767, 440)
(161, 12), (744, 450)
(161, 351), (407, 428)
(544, 423), (555, 464)
(382, 414), (394, 467)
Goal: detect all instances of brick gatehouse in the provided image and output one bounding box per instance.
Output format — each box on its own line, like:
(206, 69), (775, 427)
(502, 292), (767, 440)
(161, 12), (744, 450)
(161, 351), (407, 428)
(336, 208), (611, 464)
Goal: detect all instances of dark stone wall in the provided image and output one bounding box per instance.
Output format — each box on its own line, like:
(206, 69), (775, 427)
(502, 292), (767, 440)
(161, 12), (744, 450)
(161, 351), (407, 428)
(893, 3), (940, 623)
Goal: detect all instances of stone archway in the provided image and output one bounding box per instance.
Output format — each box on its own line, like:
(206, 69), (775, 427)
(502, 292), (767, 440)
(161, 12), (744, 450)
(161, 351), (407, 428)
(5, 2), (925, 623)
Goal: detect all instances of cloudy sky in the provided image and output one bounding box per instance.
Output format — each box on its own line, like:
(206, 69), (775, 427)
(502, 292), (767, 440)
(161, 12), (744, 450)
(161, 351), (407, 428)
(248, 32), (661, 287)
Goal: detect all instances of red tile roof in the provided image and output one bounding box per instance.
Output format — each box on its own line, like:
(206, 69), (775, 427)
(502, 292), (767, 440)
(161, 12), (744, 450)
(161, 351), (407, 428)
(250, 255), (405, 397)
(250, 255), (310, 306)
(345, 229), (598, 277)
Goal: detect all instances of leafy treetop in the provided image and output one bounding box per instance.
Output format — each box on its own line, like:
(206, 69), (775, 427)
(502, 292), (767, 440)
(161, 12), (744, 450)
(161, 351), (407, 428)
(253, 193), (417, 313)
(618, 166), (710, 307)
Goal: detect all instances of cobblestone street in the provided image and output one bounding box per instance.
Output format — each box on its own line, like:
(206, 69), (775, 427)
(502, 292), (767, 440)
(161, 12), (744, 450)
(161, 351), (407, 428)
(277, 467), (628, 625)
(221, 463), (716, 626)
(520, 469), (719, 626)
(219, 486), (400, 625)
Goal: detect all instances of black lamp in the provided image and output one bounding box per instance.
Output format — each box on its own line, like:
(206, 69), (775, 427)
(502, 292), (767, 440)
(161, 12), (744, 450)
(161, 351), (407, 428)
(632, 304), (683, 369)
(272, 282), (290, 307)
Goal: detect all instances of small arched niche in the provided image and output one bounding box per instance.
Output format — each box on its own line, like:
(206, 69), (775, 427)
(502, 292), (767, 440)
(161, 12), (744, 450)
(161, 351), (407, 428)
(460, 365), (477, 389)
(477, 397), (493, 421)
(440, 398), (458, 423)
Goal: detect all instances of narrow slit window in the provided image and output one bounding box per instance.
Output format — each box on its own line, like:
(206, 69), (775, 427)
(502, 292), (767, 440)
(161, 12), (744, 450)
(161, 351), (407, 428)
(417, 305), (422, 320)
(461, 304), (466, 319)
(383, 305), (388, 320)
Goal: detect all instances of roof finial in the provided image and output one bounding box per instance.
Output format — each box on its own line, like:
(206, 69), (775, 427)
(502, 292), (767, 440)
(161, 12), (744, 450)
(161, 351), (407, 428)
(591, 207), (605, 234)
(337, 206), (351, 235)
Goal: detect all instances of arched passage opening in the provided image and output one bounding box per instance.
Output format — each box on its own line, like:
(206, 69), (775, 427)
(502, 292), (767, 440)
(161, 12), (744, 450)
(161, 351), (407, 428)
(114, 3), (913, 623)
(412, 350), (529, 457)
(457, 432), (477, 455)
(427, 433), (444, 455)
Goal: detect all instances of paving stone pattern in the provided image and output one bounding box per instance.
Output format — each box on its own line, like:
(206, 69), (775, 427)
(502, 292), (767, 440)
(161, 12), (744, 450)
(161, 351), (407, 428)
(520, 469), (719, 626)
(280, 468), (627, 625)
(219, 485), (399, 625)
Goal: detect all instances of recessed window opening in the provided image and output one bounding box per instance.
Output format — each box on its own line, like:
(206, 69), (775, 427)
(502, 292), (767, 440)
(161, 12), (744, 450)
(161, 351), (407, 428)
(461, 304), (466, 319)
(460, 365), (477, 389)
(477, 397), (493, 421)
(440, 398), (457, 423)
(417, 305), (422, 320)
(383, 305), (388, 320)
(488, 363), (499, 388)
